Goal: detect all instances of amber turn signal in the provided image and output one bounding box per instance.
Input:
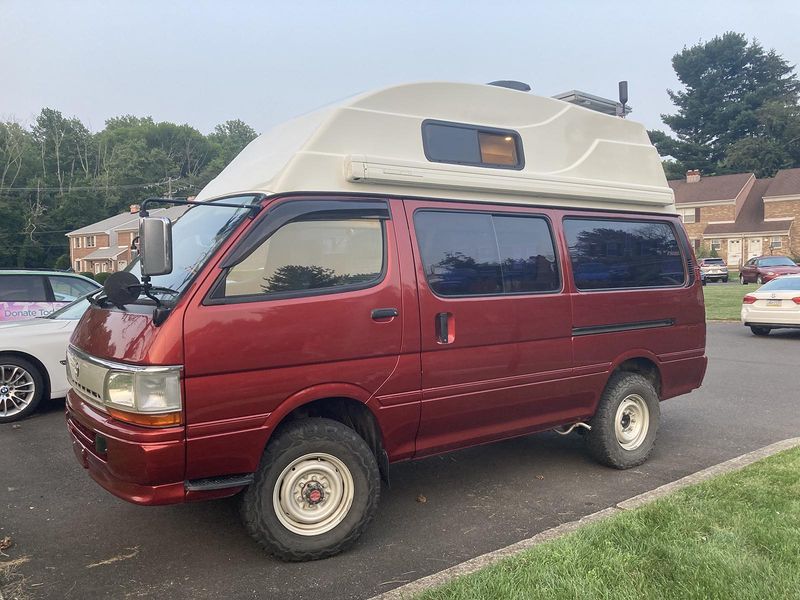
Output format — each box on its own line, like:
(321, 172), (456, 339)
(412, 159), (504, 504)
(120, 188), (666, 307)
(107, 407), (182, 427)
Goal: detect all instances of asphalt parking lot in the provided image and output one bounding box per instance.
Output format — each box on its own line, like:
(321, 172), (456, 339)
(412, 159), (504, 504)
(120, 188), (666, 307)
(2, 322), (799, 600)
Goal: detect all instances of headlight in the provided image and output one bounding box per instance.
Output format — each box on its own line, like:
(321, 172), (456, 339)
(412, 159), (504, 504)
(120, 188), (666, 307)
(765, 271), (775, 276)
(103, 368), (182, 426)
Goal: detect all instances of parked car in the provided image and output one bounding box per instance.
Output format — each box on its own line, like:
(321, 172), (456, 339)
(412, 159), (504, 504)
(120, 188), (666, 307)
(739, 256), (800, 285)
(699, 257), (728, 284)
(0, 295), (91, 422)
(0, 270), (99, 322)
(741, 274), (800, 336)
(65, 81), (707, 561)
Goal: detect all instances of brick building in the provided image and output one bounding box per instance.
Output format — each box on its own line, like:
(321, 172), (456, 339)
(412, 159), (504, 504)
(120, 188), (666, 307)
(67, 205), (186, 274)
(670, 168), (800, 266)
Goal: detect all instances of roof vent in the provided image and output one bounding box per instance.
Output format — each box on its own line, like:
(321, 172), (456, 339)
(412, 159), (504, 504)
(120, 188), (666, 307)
(487, 80), (531, 92)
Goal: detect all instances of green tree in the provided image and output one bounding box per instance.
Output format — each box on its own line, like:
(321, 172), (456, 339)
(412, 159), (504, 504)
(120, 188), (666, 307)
(650, 32), (800, 178)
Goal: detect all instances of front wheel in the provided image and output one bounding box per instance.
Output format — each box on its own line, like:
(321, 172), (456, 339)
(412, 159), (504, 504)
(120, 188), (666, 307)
(750, 326), (770, 336)
(722, 277), (729, 283)
(757, 276), (764, 285)
(0, 357), (44, 423)
(740, 274), (746, 285)
(585, 372), (660, 469)
(241, 418), (380, 561)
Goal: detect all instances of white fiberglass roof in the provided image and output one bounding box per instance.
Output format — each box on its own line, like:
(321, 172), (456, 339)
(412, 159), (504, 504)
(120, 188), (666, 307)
(196, 82), (674, 213)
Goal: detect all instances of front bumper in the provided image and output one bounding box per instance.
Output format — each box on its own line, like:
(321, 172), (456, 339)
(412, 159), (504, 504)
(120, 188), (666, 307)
(66, 389), (186, 505)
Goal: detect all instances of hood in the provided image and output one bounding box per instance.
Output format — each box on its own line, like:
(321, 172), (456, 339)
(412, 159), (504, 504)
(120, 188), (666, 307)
(70, 304), (185, 365)
(765, 266), (800, 274)
(0, 318), (74, 347)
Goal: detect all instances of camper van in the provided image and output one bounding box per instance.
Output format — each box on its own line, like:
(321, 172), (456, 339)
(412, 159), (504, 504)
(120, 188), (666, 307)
(66, 82), (707, 561)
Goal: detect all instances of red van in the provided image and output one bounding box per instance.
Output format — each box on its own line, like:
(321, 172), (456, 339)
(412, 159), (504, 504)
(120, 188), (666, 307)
(66, 82), (706, 561)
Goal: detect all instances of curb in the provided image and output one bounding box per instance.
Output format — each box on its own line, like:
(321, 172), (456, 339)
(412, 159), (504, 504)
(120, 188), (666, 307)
(368, 437), (800, 600)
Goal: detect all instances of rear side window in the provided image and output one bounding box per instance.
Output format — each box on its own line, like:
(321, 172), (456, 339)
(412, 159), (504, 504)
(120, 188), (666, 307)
(564, 218), (685, 290)
(414, 211), (559, 296)
(223, 219), (384, 298)
(422, 121), (523, 169)
(0, 275), (49, 302)
(49, 276), (97, 302)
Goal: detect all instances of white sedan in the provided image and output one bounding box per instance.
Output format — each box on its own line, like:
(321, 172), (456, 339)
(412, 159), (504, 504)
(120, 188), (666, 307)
(0, 296), (90, 422)
(741, 274), (800, 336)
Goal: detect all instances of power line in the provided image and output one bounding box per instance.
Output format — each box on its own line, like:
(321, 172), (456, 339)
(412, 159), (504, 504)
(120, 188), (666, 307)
(0, 178), (189, 192)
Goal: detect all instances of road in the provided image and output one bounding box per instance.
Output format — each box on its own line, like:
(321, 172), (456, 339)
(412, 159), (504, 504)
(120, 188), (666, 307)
(2, 323), (799, 599)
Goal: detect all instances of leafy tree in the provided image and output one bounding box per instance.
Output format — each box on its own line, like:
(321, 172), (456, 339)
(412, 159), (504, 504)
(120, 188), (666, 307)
(650, 32), (800, 178)
(0, 109), (258, 269)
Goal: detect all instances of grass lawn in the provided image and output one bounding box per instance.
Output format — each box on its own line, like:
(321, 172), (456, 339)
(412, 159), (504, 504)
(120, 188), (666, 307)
(702, 279), (751, 320)
(418, 446), (800, 600)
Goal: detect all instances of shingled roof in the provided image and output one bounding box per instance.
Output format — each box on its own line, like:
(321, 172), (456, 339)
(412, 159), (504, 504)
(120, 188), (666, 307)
(763, 167), (800, 198)
(669, 172), (753, 204)
(704, 179), (793, 235)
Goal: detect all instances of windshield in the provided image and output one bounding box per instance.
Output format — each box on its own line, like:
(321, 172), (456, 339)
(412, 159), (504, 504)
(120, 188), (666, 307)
(759, 276), (800, 291)
(46, 295), (91, 320)
(759, 257), (797, 267)
(702, 259), (724, 265)
(128, 195), (259, 298)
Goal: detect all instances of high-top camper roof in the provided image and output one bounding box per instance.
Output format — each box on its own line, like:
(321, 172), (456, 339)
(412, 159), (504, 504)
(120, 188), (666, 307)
(196, 82), (674, 213)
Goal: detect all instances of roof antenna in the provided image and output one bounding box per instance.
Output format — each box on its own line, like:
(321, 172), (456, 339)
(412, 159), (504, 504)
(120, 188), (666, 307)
(488, 80), (531, 92)
(617, 81), (628, 118)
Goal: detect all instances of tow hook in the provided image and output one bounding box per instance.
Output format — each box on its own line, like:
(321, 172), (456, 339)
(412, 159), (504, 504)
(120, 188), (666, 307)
(553, 422), (592, 435)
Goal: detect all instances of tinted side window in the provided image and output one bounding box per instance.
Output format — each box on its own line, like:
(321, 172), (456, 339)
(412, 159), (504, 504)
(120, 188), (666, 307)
(0, 275), (49, 301)
(414, 211), (559, 296)
(564, 219), (685, 290)
(422, 121), (523, 169)
(224, 219), (384, 298)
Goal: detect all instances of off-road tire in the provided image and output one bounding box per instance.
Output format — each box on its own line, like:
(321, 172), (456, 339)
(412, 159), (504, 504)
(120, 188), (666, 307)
(750, 326), (770, 336)
(0, 356), (44, 423)
(585, 372), (660, 469)
(241, 418), (380, 561)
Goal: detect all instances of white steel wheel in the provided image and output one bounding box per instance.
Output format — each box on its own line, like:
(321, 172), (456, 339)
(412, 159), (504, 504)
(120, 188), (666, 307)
(614, 394), (650, 451)
(0, 363), (37, 419)
(273, 452), (355, 537)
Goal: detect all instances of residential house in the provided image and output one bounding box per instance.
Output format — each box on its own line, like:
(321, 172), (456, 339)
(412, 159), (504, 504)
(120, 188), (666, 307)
(67, 204), (186, 274)
(669, 168), (800, 266)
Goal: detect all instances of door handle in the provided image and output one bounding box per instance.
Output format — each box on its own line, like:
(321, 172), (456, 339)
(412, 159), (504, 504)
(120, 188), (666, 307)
(371, 308), (399, 320)
(436, 312), (453, 344)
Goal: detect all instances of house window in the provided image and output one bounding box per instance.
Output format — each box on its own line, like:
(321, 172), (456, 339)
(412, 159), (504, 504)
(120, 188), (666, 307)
(74, 237), (81, 249)
(711, 239), (721, 252)
(117, 260), (127, 270)
(677, 208), (696, 224)
(94, 263), (101, 274)
(74, 260), (81, 272)
(101, 262), (108, 273)
(86, 235), (96, 248)
(770, 236), (782, 249)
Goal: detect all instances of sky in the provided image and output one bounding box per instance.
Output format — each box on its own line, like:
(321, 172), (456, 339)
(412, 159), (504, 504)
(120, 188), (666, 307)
(2, 0), (799, 136)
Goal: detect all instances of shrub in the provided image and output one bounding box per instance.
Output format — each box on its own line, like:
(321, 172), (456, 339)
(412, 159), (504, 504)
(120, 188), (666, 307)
(94, 272), (111, 285)
(79, 271), (95, 280)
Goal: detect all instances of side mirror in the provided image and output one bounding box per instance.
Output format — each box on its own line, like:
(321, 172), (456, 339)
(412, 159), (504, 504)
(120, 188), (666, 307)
(139, 217), (173, 276)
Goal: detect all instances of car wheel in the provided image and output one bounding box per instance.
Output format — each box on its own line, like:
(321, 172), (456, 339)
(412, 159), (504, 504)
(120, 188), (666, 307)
(241, 418), (380, 561)
(740, 274), (746, 285)
(585, 372), (660, 470)
(0, 357), (44, 423)
(722, 277), (729, 283)
(750, 326), (770, 336)
(757, 276), (764, 285)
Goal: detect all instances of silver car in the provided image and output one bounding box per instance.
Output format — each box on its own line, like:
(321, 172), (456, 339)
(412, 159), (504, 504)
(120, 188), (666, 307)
(699, 258), (729, 284)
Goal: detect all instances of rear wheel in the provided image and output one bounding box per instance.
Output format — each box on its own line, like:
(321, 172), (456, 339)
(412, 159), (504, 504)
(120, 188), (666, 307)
(0, 357), (44, 423)
(740, 274), (746, 285)
(750, 326), (770, 336)
(241, 418), (380, 561)
(585, 372), (660, 469)
(722, 277), (729, 283)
